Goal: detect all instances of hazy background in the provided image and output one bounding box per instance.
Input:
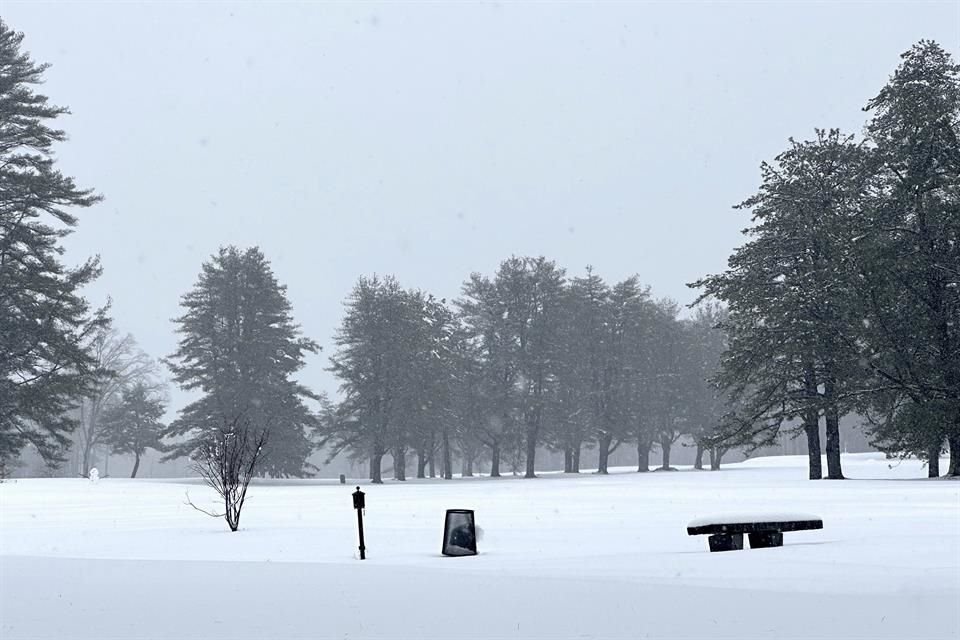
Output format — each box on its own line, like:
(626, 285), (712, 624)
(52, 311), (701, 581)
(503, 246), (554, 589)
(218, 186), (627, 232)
(3, 1), (958, 413)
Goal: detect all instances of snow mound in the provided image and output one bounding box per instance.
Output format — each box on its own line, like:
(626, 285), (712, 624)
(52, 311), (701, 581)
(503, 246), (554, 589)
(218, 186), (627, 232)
(735, 452), (889, 468)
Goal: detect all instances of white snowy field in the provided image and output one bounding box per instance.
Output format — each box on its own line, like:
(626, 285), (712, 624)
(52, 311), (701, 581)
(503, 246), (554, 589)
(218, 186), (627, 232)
(1, 453), (958, 640)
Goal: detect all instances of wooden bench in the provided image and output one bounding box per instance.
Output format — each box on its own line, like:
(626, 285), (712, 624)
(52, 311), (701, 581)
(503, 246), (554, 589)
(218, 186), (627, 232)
(687, 514), (823, 552)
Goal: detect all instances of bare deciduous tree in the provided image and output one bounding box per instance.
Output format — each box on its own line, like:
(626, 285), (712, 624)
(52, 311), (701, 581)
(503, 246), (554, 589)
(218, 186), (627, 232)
(186, 417), (268, 532)
(77, 328), (158, 475)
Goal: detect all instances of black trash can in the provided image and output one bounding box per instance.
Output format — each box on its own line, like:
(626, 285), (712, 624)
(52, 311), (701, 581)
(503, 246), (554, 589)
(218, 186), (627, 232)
(442, 509), (477, 556)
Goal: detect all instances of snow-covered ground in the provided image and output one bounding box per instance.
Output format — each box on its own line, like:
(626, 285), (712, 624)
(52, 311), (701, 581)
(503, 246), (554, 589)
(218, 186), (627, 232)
(2, 453), (958, 639)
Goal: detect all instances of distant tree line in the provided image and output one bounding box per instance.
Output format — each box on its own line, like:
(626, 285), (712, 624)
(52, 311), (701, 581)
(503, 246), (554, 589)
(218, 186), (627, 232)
(2, 14), (955, 486)
(694, 41), (960, 479)
(320, 263), (730, 483)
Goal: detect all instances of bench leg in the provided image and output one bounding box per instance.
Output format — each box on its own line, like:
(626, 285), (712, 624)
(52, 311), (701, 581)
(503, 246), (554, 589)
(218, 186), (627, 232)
(708, 533), (744, 552)
(748, 532), (783, 549)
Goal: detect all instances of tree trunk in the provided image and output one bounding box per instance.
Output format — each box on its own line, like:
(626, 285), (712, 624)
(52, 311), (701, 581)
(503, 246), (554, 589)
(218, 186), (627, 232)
(804, 419), (822, 480)
(947, 433), (960, 477)
(597, 433), (612, 474)
(370, 452), (383, 484)
(442, 429), (452, 480)
(572, 444), (581, 473)
(524, 425), (537, 478)
(563, 448), (572, 473)
(637, 440), (650, 472)
(824, 412), (843, 479)
(130, 453), (141, 479)
(463, 455), (474, 477)
(489, 441), (501, 478)
(416, 451), (427, 479)
(394, 449), (406, 481)
(823, 376), (844, 479)
(928, 444), (941, 478)
(694, 443), (704, 470)
(710, 447), (726, 471)
(804, 365), (822, 480)
(81, 442), (93, 477)
(659, 436), (672, 470)
(428, 454), (436, 478)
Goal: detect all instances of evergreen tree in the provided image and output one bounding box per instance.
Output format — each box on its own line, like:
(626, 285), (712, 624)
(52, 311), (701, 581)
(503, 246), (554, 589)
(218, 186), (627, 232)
(606, 277), (658, 472)
(417, 295), (459, 480)
(516, 257), (565, 478)
(325, 275), (410, 483)
(164, 247), (318, 477)
(647, 299), (686, 471)
(0, 20), (105, 467)
(585, 271), (640, 474)
(393, 289), (457, 480)
(480, 257), (565, 478)
(550, 268), (608, 473)
(101, 382), (167, 478)
(857, 41), (960, 476)
(694, 130), (872, 479)
(867, 397), (949, 478)
(457, 270), (521, 478)
(683, 303), (730, 470)
(450, 335), (490, 477)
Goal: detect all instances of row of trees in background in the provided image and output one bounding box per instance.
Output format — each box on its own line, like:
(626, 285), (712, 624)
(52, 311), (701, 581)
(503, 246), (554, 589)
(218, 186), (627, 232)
(695, 41), (960, 479)
(321, 262), (730, 483)
(2, 14), (956, 490)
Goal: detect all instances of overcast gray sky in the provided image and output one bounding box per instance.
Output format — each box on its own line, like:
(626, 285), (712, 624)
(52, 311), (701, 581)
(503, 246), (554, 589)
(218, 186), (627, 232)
(4, 1), (959, 407)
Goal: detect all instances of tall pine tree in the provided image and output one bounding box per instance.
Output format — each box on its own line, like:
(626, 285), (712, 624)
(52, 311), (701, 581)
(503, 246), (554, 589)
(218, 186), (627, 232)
(325, 275), (410, 483)
(0, 20), (105, 467)
(694, 131), (872, 479)
(857, 41), (960, 476)
(164, 247), (318, 477)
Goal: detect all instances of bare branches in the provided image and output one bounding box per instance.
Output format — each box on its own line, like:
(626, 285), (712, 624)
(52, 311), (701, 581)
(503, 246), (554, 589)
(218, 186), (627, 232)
(183, 491), (225, 519)
(189, 414), (269, 531)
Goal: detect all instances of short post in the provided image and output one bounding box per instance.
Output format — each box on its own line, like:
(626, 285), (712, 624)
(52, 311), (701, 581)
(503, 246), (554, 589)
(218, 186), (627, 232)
(352, 486), (366, 560)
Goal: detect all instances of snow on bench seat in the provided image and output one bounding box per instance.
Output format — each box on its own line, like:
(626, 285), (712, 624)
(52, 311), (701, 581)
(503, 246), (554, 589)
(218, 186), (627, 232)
(687, 513), (822, 529)
(686, 513), (823, 552)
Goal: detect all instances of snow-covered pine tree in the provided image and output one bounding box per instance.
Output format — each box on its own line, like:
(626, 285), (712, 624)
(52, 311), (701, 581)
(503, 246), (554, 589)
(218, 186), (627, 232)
(325, 275), (411, 483)
(0, 20), (106, 468)
(164, 246), (319, 478)
(456, 272), (519, 478)
(325, 281), (459, 482)
(550, 268), (609, 473)
(693, 131), (872, 480)
(646, 299), (686, 471)
(488, 257), (565, 478)
(858, 41), (960, 476)
(607, 277), (660, 472)
(404, 292), (458, 480)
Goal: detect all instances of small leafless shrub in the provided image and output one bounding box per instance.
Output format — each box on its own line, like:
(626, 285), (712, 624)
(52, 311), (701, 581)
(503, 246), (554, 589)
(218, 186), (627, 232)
(185, 417), (268, 532)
